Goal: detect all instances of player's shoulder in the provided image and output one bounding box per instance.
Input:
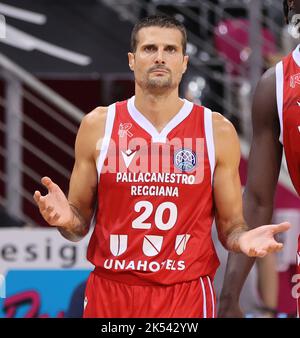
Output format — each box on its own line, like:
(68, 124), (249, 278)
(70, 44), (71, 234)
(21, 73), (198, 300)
(76, 107), (109, 156)
(257, 66), (276, 90)
(252, 66), (278, 121)
(211, 112), (237, 138)
(211, 112), (240, 161)
(79, 106), (109, 135)
(82, 106), (108, 126)
(210, 112), (240, 165)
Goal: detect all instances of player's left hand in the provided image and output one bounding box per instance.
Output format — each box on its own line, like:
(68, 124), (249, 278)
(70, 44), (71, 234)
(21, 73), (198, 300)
(238, 222), (291, 257)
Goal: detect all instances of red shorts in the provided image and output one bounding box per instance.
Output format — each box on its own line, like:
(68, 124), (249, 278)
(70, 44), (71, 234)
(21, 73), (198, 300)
(83, 271), (216, 318)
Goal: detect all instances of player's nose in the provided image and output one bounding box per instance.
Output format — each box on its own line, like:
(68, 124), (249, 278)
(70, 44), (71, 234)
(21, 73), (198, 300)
(154, 49), (166, 64)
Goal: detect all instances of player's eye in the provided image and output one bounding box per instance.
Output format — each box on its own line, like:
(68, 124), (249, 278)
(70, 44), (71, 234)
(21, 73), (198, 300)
(144, 45), (156, 52)
(166, 46), (176, 53)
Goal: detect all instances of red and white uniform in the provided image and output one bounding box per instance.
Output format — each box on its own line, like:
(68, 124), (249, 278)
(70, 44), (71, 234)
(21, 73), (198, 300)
(276, 45), (300, 317)
(84, 96), (219, 318)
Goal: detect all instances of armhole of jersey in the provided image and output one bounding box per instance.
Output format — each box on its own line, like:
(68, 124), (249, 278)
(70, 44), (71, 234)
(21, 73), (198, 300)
(90, 104), (116, 228)
(275, 61), (284, 144)
(96, 103), (116, 177)
(204, 108), (215, 185)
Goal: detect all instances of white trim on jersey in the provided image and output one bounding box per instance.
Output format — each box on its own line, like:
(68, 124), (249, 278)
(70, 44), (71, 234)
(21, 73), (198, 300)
(204, 108), (215, 184)
(206, 276), (215, 318)
(292, 44), (300, 67)
(200, 277), (207, 318)
(127, 96), (193, 143)
(275, 61), (284, 144)
(90, 104), (116, 229)
(96, 103), (116, 177)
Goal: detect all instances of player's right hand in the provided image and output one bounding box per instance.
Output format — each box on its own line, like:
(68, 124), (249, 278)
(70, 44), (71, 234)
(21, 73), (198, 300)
(33, 176), (73, 228)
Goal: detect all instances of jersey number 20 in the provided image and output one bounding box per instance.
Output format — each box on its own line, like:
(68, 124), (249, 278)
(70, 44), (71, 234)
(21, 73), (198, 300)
(132, 201), (178, 231)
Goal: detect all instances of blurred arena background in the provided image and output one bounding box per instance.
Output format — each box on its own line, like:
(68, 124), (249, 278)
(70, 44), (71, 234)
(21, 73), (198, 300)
(0, 0), (299, 317)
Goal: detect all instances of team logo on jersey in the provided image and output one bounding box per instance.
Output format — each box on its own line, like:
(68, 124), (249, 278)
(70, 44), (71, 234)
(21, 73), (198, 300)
(110, 234), (128, 256)
(109, 233), (192, 257)
(143, 235), (163, 256)
(290, 73), (300, 88)
(118, 123), (133, 138)
(174, 148), (197, 172)
(121, 149), (137, 168)
(175, 234), (191, 255)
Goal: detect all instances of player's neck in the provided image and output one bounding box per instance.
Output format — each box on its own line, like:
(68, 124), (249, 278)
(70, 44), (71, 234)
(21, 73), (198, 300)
(134, 89), (184, 133)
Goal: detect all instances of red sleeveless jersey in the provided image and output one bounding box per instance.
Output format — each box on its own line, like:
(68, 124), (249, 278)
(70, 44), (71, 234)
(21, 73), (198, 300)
(276, 45), (300, 196)
(87, 96), (219, 285)
(276, 45), (300, 316)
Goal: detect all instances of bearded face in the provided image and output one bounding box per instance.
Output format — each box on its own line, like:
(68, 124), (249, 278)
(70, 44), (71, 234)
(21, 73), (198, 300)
(128, 26), (188, 94)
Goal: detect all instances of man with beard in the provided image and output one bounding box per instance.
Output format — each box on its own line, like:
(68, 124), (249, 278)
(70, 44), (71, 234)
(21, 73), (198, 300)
(33, 15), (290, 318)
(219, 0), (300, 318)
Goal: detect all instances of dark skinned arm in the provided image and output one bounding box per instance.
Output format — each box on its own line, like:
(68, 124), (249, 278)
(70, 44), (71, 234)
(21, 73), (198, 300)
(218, 67), (283, 317)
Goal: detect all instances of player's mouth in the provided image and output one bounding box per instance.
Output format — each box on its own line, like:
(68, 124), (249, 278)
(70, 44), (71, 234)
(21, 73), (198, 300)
(151, 69), (168, 73)
(149, 67), (170, 75)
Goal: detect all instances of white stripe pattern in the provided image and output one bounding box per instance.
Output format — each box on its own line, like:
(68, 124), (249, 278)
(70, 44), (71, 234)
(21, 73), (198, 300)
(96, 103), (116, 176)
(127, 96), (193, 144)
(204, 108), (215, 184)
(275, 61), (283, 144)
(206, 276), (215, 318)
(199, 277), (207, 318)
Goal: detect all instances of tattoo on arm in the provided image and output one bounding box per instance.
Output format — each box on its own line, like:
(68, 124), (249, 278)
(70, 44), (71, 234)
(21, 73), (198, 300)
(69, 203), (87, 227)
(58, 203), (88, 241)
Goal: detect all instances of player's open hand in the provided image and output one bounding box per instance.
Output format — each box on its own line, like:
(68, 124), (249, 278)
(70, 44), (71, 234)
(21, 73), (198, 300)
(239, 222), (291, 257)
(33, 176), (73, 227)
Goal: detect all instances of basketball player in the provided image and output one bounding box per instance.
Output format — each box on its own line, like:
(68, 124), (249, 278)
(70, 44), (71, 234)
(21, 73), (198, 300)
(219, 0), (300, 318)
(33, 15), (291, 318)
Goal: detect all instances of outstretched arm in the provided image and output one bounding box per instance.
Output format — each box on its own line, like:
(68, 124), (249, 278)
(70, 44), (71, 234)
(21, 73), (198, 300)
(212, 111), (288, 257)
(218, 67), (283, 317)
(33, 107), (107, 242)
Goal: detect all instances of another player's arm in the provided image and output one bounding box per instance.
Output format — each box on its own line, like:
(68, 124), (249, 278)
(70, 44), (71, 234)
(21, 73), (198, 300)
(34, 107), (107, 242)
(218, 67), (283, 316)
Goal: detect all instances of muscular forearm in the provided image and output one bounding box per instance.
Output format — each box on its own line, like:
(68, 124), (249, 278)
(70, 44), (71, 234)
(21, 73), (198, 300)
(220, 193), (274, 302)
(57, 203), (90, 242)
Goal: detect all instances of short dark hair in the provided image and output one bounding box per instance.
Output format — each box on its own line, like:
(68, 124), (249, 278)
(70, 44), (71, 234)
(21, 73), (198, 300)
(131, 15), (187, 54)
(283, 0), (289, 23)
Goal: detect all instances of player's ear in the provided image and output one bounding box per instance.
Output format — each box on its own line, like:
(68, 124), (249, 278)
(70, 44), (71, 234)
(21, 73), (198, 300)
(128, 52), (135, 71)
(182, 55), (189, 74)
